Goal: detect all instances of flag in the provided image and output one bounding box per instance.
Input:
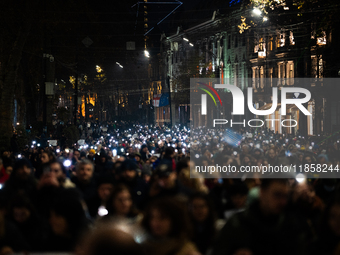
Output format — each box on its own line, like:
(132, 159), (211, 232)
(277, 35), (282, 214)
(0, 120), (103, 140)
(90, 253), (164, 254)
(222, 129), (243, 147)
(153, 94), (161, 107)
(159, 93), (169, 107)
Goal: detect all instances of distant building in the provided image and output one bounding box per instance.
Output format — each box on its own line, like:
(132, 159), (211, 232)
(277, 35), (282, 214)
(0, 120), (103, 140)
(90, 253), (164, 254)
(157, 4), (340, 135)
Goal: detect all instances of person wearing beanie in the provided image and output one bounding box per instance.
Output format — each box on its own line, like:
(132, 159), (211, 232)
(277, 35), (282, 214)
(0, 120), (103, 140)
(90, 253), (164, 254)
(87, 149), (96, 162)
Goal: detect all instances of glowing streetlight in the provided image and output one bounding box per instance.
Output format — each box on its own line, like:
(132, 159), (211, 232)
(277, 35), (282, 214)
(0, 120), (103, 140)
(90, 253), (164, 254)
(253, 8), (262, 16)
(183, 38), (189, 42)
(96, 65), (103, 73)
(263, 16), (268, 22)
(189, 43), (194, 47)
(144, 50), (150, 58)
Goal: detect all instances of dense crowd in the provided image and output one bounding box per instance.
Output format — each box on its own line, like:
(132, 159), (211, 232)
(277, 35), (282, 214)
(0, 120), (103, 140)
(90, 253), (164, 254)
(1, 123), (340, 255)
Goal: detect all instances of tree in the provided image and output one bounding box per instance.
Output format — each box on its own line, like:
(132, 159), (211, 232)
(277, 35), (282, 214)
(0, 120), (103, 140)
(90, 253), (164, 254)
(0, 0), (39, 151)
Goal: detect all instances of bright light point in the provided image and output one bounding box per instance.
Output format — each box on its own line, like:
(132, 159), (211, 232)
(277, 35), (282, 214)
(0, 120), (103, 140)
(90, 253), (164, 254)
(284, 6), (289, 10)
(144, 50), (150, 58)
(63, 159), (72, 167)
(98, 206), (108, 216)
(16, 122), (20, 125)
(296, 173), (306, 183)
(263, 16), (268, 22)
(96, 65), (103, 73)
(183, 38), (189, 41)
(189, 43), (194, 47)
(195, 154), (200, 159)
(253, 8), (262, 16)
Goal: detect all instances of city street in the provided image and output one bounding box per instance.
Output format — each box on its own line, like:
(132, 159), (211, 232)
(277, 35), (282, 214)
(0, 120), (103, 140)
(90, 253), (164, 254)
(1, 0), (340, 254)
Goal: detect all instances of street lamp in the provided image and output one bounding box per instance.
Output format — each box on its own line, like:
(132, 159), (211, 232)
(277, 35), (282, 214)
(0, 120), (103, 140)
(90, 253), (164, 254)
(253, 8), (262, 16)
(144, 50), (150, 58)
(96, 65), (103, 73)
(183, 38), (189, 42)
(116, 62), (123, 68)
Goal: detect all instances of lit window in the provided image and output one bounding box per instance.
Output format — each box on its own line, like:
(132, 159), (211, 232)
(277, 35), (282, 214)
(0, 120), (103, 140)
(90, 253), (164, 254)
(277, 33), (285, 47)
(317, 31), (326, 45)
(289, 31), (295, 45)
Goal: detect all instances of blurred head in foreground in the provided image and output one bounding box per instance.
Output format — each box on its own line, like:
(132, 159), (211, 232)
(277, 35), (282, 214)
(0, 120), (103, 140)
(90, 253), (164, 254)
(78, 225), (144, 255)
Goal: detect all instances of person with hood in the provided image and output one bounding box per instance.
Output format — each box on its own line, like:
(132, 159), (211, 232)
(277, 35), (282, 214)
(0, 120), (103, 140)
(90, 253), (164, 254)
(95, 150), (113, 174)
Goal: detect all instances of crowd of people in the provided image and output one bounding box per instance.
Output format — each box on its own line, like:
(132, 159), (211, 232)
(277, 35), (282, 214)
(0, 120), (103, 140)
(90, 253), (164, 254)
(1, 122), (340, 255)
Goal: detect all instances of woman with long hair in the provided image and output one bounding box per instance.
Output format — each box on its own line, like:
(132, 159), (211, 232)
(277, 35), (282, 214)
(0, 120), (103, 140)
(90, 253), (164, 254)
(188, 193), (217, 255)
(141, 197), (200, 255)
(104, 184), (139, 222)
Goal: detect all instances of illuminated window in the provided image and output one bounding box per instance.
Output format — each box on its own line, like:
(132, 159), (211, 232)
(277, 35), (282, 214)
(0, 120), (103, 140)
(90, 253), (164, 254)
(277, 33), (285, 47)
(317, 31), (326, 45)
(260, 66), (264, 88)
(289, 31), (295, 45)
(288, 61), (294, 78)
(258, 38), (266, 58)
(269, 37), (273, 51)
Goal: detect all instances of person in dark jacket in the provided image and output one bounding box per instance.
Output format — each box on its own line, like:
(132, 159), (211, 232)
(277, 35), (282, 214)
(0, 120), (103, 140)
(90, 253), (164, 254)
(71, 159), (97, 206)
(87, 175), (115, 219)
(0, 194), (30, 253)
(7, 195), (47, 251)
(148, 163), (191, 201)
(44, 189), (90, 252)
(118, 159), (148, 209)
(95, 150), (113, 174)
(311, 195), (340, 255)
(212, 179), (308, 255)
(189, 192), (217, 255)
(2, 159), (37, 203)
